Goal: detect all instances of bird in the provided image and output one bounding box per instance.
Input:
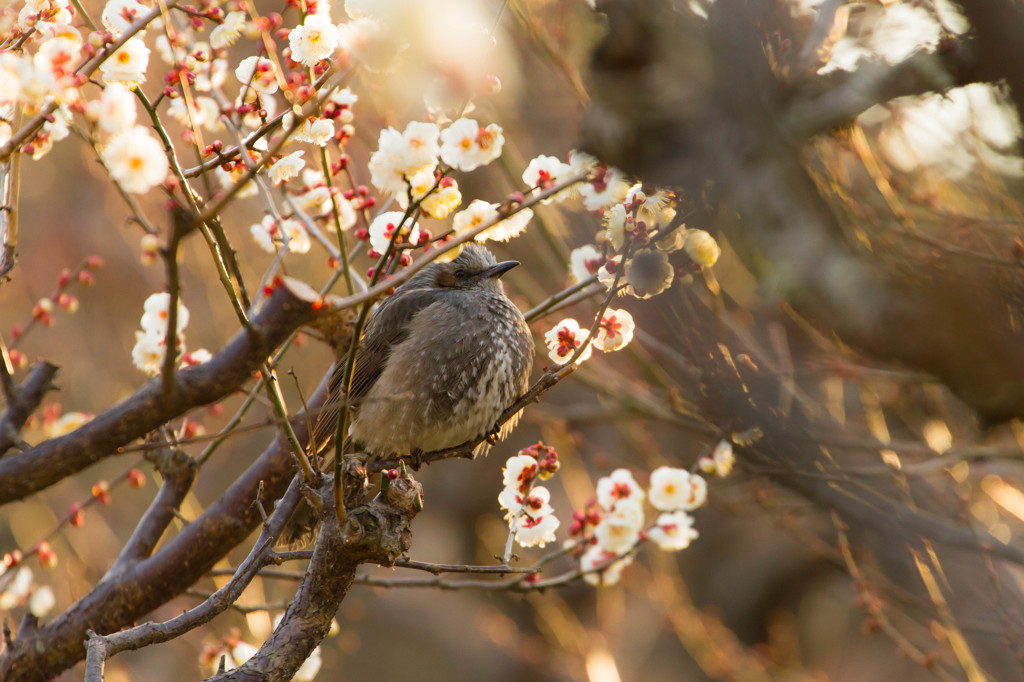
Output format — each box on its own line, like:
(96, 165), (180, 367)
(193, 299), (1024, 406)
(282, 244), (534, 543)
(317, 243), (535, 459)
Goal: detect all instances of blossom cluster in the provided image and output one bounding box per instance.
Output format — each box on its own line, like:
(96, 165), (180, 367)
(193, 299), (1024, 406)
(543, 308), (635, 364)
(130, 292), (209, 376)
(499, 442), (562, 549)
(572, 467), (708, 587)
(521, 154), (723, 365)
(497, 438), (738, 588)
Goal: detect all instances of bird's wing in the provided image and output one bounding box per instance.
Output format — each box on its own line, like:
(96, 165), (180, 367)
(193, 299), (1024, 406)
(312, 288), (444, 454)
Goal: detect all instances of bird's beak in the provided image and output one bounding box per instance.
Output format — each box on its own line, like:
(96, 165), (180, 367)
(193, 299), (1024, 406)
(482, 260), (520, 279)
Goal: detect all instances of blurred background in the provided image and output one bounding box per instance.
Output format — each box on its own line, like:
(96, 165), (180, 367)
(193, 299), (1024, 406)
(4, 0), (1024, 680)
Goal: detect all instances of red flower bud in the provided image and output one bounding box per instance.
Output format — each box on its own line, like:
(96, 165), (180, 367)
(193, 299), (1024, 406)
(128, 468), (146, 488)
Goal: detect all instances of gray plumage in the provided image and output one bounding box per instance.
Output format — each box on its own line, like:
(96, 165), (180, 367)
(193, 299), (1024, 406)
(314, 243), (534, 460)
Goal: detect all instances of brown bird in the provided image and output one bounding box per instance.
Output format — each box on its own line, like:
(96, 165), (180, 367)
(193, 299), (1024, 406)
(314, 243), (534, 460)
(285, 244), (533, 544)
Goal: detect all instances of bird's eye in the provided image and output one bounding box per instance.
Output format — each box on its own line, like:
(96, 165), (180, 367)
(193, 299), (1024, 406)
(454, 269), (467, 279)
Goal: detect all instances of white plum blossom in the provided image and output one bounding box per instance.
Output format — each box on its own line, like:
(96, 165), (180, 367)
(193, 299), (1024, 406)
(398, 167), (437, 210)
(648, 467), (707, 512)
(580, 166), (630, 211)
(140, 292), (189, 336)
(289, 14), (340, 66)
(593, 497), (644, 553)
(544, 318), (592, 364)
(154, 33), (183, 65)
(11, 57), (58, 107)
(451, 200), (532, 243)
(440, 118), (504, 171)
(502, 453), (539, 490)
(270, 151), (305, 184)
(627, 184), (676, 230)
(648, 511), (699, 551)
(593, 308), (634, 352)
(568, 149), (598, 174)
(368, 121), (440, 196)
(500, 484), (552, 521)
(44, 105), (72, 144)
(513, 508), (560, 548)
(330, 87), (358, 107)
(195, 57), (228, 93)
(0, 55), (22, 106)
(581, 545), (633, 587)
(700, 440), (735, 477)
(19, 0), (73, 34)
(569, 245), (606, 284)
(28, 585), (56, 618)
(132, 331), (166, 375)
(169, 96), (223, 131)
(602, 203), (628, 251)
(293, 117), (334, 146)
(48, 412), (93, 438)
(101, 0), (148, 35)
(99, 38), (150, 87)
(215, 165), (257, 199)
(229, 640), (259, 667)
(250, 215), (311, 254)
(656, 224), (688, 253)
(522, 154), (573, 202)
(596, 468), (645, 510)
(367, 211), (421, 253)
(0, 568), (33, 610)
(685, 229), (721, 267)
(235, 56), (280, 95)
(210, 11), (246, 49)
(33, 37), (80, 91)
(419, 179), (462, 220)
(101, 127), (168, 194)
(88, 83), (136, 133)
(324, 194), (358, 229)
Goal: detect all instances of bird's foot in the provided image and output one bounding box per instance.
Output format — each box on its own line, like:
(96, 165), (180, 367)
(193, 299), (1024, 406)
(406, 448), (424, 471)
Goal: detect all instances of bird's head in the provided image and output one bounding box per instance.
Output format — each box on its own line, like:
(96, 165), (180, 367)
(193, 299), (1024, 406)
(418, 243), (520, 292)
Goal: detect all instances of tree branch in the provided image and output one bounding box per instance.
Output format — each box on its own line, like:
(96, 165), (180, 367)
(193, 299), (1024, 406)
(107, 444), (198, 576)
